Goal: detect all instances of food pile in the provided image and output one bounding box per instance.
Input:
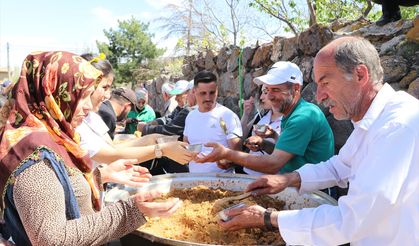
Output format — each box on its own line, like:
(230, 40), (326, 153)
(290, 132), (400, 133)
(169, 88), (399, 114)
(139, 185), (286, 245)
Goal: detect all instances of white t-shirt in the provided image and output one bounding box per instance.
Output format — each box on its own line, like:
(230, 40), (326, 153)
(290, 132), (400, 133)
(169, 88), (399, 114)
(244, 110), (282, 176)
(76, 111), (111, 159)
(184, 103), (242, 173)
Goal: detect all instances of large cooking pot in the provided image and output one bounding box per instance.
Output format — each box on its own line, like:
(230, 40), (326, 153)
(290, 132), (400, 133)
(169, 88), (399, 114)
(105, 173), (337, 246)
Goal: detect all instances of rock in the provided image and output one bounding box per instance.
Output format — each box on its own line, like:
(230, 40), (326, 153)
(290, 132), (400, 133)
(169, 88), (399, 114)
(252, 67), (267, 78)
(300, 56), (314, 84)
(356, 19), (413, 45)
(399, 70), (417, 88)
(219, 71), (238, 96)
(330, 18), (350, 32)
(205, 50), (216, 70)
(380, 55), (409, 83)
(301, 82), (329, 116)
(298, 24), (334, 56)
(395, 40), (419, 61)
(242, 46), (256, 67)
(389, 82), (401, 91)
(227, 47), (241, 72)
(222, 96), (240, 116)
(196, 52), (206, 69)
(326, 116), (354, 153)
(251, 43), (273, 68)
(271, 36), (284, 62)
(408, 78), (419, 99)
(281, 36), (299, 61)
(243, 72), (258, 99)
(406, 15), (419, 42)
(216, 47), (231, 72)
(380, 35), (406, 55)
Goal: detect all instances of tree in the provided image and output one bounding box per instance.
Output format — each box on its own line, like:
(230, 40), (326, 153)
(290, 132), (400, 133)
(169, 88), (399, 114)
(96, 17), (164, 86)
(157, 0), (198, 56)
(249, 0), (308, 36)
(249, 0), (378, 36)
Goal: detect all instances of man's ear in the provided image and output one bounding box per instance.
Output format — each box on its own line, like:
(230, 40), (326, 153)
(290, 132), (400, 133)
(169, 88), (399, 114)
(293, 83), (301, 93)
(355, 64), (369, 85)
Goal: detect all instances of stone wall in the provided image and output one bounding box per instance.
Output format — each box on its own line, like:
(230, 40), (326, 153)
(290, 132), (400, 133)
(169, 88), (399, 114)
(146, 16), (419, 152)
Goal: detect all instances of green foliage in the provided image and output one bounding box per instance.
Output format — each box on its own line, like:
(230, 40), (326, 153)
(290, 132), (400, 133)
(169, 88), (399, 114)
(96, 17), (164, 85)
(400, 6), (419, 20)
(315, 0), (368, 23)
(249, 0), (309, 35)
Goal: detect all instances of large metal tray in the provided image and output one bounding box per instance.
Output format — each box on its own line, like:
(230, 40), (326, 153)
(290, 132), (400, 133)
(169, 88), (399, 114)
(105, 173), (338, 246)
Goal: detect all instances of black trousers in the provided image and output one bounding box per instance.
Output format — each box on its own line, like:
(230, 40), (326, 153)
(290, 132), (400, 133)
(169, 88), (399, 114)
(372, 0), (419, 16)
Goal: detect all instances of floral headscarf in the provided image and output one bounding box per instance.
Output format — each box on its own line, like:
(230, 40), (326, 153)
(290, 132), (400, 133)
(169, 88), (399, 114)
(0, 51), (102, 211)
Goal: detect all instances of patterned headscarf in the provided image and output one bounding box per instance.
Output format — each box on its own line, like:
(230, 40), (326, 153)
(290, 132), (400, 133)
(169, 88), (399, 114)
(0, 51), (102, 211)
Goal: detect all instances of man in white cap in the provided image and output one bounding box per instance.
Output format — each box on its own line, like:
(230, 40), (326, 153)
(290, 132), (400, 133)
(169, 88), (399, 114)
(196, 61), (334, 174)
(140, 80), (195, 138)
(137, 80), (190, 134)
(161, 82), (178, 117)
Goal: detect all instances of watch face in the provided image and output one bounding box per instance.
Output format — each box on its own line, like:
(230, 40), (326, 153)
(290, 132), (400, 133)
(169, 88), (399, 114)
(155, 144), (163, 158)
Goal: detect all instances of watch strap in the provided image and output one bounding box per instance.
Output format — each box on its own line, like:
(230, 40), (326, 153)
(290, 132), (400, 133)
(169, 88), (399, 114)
(264, 208), (276, 230)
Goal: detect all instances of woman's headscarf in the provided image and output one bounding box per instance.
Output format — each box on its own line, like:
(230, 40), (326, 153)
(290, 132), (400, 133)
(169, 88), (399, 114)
(0, 51), (102, 211)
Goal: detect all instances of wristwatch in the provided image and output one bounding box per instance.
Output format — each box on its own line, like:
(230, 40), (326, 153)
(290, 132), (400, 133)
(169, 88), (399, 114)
(154, 144), (163, 158)
(264, 208), (277, 230)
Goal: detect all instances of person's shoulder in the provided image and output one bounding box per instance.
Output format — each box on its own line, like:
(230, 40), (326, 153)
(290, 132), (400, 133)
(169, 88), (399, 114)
(216, 103), (238, 116)
(185, 107), (199, 120)
(292, 99), (325, 120)
(98, 100), (112, 114)
(382, 91), (419, 128)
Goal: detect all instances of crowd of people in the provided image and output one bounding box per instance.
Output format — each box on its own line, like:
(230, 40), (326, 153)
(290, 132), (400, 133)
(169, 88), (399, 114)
(0, 35), (417, 245)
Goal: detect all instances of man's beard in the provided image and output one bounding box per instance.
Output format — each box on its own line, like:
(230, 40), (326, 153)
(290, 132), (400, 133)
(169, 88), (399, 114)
(276, 91), (294, 114)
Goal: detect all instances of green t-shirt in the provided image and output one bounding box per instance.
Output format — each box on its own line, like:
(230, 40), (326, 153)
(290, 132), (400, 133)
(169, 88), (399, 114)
(275, 98), (334, 173)
(125, 104), (156, 134)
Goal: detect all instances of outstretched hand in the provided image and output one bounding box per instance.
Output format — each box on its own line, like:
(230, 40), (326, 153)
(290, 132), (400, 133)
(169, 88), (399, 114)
(245, 174), (291, 196)
(218, 204), (265, 231)
(194, 142), (228, 163)
(243, 135), (263, 152)
(100, 159), (152, 187)
(133, 190), (182, 217)
(254, 125), (276, 139)
(161, 141), (195, 164)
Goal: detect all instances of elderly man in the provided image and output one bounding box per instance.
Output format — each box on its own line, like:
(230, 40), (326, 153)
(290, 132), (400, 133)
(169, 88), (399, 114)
(137, 80), (190, 134)
(140, 80), (195, 138)
(124, 87), (156, 134)
(161, 82), (178, 117)
(196, 61), (334, 174)
(184, 70), (242, 173)
(220, 36), (419, 245)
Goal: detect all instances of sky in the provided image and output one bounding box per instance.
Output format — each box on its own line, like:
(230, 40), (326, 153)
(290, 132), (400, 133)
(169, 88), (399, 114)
(0, 0), (183, 68)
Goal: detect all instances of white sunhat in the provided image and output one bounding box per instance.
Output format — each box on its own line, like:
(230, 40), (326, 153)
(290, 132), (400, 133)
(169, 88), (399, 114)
(253, 61), (303, 86)
(170, 80), (192, 95)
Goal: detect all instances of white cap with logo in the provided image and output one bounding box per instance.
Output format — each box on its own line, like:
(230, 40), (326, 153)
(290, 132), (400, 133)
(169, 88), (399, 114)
(253, 61), (303, 86)
(170, 80), (193, 95)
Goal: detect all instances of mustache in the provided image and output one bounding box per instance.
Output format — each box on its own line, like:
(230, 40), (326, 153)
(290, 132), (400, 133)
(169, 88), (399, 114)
(321, 98), (335, 108)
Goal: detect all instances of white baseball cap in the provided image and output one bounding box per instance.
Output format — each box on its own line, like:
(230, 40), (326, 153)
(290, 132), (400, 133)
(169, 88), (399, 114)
(170, 80), (192, 95)
(253, 61), (303, 86)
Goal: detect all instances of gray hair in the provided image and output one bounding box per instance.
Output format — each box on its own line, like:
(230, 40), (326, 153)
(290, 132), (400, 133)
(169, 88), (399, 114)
(334, 37), (383, 85)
